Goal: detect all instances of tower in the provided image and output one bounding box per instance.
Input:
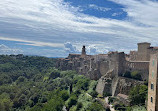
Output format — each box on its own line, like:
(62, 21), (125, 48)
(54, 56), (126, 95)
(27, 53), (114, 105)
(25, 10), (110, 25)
(147, 53), (158, 111)
(81, 45), (86, 57)
(137, 42), (151, 61)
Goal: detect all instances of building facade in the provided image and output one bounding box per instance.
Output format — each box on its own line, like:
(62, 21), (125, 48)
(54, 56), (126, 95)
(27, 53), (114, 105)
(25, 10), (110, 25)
(147, 53), (158, 111)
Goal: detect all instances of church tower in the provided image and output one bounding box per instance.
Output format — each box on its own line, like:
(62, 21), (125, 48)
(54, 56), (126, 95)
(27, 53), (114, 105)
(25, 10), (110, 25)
(81, 45), (86, 57)
(147, 53), (158, 111)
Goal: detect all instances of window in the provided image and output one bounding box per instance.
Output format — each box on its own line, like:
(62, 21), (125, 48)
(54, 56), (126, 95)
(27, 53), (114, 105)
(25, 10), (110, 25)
(151, 97), (153, 103)
(151, 83), (154, 90)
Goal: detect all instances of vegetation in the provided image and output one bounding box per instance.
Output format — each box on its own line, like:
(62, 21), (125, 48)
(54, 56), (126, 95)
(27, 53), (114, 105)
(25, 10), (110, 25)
(129, 85), (148, 106)
(123, 71), (142, 81)
(126, 106), (147, 111)
(0, 55), (104, 111)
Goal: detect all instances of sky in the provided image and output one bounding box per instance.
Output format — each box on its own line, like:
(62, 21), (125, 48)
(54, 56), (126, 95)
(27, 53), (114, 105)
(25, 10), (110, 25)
(0, 0), (158, 57)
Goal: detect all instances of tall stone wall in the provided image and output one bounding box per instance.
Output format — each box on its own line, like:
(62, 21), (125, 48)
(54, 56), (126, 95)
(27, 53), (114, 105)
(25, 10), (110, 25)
(108, 52), (126, 77)
(129, 51), (138, 61)
(113, 77), (144, 96)
(99, 61), (109, 76)
(125, 61), (149, 80)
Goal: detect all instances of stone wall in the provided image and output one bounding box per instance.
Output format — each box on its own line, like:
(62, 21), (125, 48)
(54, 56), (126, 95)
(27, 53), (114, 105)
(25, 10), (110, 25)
(113, 77), (144, 96)
(125, 61), (149, 80)
(96, 76), (144, 97)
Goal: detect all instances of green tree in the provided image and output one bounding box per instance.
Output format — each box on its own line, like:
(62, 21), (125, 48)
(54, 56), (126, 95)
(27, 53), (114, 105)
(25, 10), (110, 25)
(129, 85), (148, 105)
(0, 93), (13, 111)
(87, 102), (104, 111)
(42, 97), (64, 111)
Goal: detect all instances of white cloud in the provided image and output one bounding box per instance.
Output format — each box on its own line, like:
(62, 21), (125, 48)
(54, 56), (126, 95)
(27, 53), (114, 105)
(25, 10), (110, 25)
(0, 36), (64, 48)
(0, 44), (23, 54)
(64, 42), (79, 53)
(0, 0), (158, 56)
(112, 12), (123, 16)
(88, 4), (111, 12)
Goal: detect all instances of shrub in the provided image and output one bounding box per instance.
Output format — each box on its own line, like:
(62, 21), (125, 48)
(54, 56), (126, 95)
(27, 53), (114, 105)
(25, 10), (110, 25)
(131, 71), (142, 80)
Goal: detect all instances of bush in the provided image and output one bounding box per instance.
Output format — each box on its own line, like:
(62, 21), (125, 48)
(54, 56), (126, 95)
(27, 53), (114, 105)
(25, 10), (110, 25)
(131, 71), (142, 80)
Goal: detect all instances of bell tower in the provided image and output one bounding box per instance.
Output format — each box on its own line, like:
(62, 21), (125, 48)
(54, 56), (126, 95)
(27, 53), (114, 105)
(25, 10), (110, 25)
(81, 45), (86, 57)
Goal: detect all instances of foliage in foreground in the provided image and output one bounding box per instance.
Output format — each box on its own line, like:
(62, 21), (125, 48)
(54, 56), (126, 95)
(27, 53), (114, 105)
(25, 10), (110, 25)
(0, 55), (104, 111)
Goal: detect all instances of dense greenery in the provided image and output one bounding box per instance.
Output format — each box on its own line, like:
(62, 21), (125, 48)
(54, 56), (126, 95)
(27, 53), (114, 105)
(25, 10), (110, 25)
(123, 71), (142, 81)
(129, 85), (148, 106)
(0, 55), (104, 111)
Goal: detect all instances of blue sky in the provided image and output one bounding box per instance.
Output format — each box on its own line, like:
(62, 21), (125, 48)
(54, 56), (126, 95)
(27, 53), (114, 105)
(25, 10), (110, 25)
(0, 0), (158, 57)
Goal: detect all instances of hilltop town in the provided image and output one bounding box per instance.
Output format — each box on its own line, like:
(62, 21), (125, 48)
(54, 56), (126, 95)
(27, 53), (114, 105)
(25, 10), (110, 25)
(56, 42), (158, 111)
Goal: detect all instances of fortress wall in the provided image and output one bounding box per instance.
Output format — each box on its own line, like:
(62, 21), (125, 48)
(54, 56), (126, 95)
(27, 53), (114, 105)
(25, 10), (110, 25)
(125, 61), (149, 80)
(113, 77), (144, 96)
(108, 52), (126, 77)
(129, 51), (138, 61)
(99, 61), (109, 76)
(118, 52), (126, 76)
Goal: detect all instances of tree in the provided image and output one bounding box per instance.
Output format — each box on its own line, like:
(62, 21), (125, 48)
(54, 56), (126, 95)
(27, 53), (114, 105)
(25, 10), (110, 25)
(42, 97), (64, 111)
(87, 102), (104, 111)
(129, 85), (148, 105)
(0, 93), (13, 111)
(65, 94), (77, 109)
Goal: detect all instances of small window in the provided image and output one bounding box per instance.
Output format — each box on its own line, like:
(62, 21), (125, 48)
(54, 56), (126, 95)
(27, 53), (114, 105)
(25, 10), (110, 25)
(151, 97), (153, 103)
(151, 84), (154, 90)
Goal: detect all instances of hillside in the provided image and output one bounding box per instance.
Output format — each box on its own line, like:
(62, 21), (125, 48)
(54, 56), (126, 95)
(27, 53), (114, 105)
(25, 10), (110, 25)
(0, 55), (104, 111)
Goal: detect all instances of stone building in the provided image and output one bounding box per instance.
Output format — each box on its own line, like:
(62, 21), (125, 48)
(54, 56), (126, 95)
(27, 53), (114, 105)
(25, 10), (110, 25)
(130, 42), (158, 61)
(56, 42), (158, 97)
(147, 53), (158, 111)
